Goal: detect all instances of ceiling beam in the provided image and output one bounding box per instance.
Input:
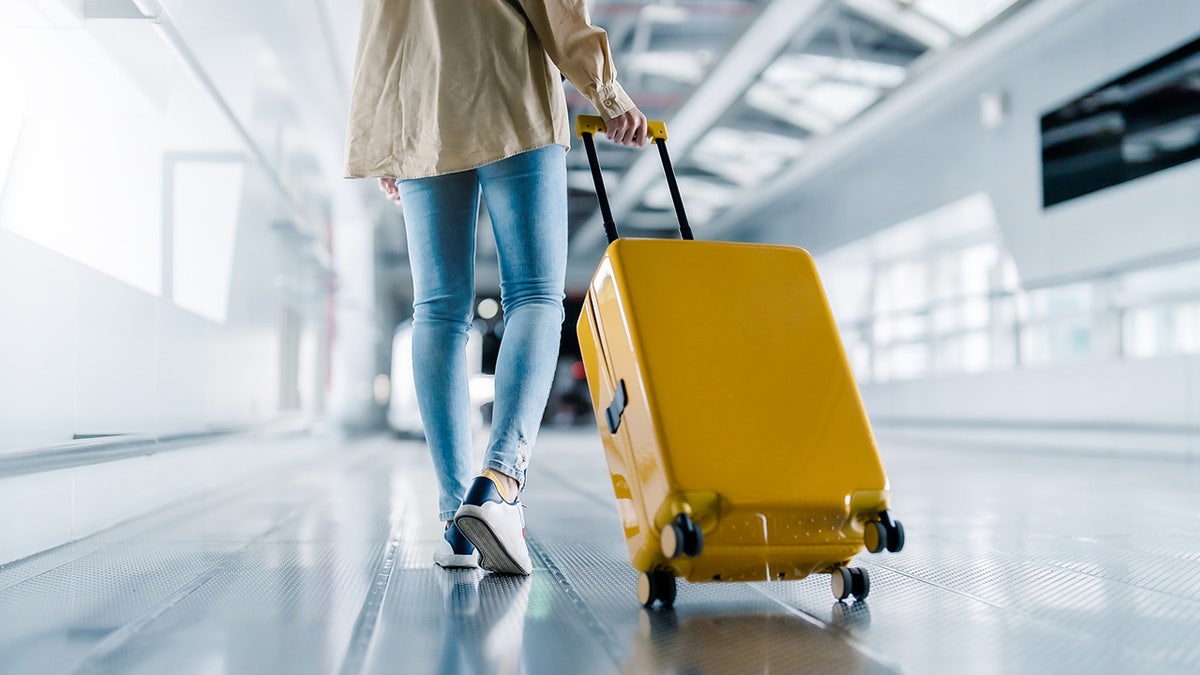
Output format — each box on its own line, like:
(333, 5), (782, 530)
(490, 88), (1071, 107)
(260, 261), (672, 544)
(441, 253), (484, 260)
(571, 0), (834, 253)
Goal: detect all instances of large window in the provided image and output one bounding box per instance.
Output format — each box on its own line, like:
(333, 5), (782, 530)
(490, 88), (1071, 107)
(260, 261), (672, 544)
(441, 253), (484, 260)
(818, 192), (1200, 384)
(818, 192), (1017, 383)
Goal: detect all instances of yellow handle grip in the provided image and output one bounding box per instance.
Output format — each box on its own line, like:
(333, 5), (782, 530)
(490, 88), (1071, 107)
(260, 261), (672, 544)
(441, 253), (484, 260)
(575, 114), (668, 142)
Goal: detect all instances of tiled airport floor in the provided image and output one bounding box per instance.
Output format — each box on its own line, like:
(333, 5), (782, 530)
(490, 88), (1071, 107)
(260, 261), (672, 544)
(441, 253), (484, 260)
(1, 428), (1199, 674)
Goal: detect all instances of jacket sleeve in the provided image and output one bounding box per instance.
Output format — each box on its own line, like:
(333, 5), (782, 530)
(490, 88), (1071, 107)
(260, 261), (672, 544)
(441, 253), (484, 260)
(515, 0), (635, 120)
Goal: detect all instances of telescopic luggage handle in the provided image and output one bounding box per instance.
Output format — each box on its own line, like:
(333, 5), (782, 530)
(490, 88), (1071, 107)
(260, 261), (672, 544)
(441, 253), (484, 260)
(575, 115), (694, 244)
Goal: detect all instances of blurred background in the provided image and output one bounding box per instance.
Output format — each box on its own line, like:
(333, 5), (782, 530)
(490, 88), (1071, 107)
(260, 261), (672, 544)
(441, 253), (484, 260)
(1, 0), (1198, 452)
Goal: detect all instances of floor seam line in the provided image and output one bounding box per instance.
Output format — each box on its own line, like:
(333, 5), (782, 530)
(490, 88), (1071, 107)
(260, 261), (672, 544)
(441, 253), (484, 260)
(337, 537), (400, 675)
(527, 534), (625, 670)
(336, 479), (412, 675)
(862, 561), (1009, 609)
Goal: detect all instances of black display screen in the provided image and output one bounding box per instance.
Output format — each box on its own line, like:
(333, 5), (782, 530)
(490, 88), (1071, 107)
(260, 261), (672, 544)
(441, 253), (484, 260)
(1041, 34), (1200, 207)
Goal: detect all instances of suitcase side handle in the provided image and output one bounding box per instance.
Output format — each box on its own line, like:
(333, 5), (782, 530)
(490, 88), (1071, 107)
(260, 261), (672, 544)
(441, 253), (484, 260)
(605, 379), (628, 434)
(575, 114), (695, 245)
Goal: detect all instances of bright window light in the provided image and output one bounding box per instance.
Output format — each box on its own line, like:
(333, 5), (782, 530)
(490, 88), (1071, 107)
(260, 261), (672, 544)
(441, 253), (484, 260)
(691, 127), (804, 187)
(843, 0), (953, 49)
(772, 54), (907, 89)
(817, 247), (873, 323)
(803, 81), (881, 124)
(642, 177), (735, 226)
(746, 84), (836, 134)
(626, 50), (714, 85)
(0, 27), (163, 296)
(172, 162), (245, 323)
(759, 59), (823, 90)
(912, 0), (1018, 37)
(0, 111), (23, 196)
(0, 0), (52, 28)
(817, 192), (1013, 382)
(1119, 259), (1200, 299)
(752, 55), (903, 131)
(0, 25), (32, 195)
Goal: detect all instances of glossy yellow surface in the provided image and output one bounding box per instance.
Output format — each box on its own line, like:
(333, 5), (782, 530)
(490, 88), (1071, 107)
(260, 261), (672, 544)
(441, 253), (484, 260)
(575, 114), (668, 141)
(578, 239), (891, 583)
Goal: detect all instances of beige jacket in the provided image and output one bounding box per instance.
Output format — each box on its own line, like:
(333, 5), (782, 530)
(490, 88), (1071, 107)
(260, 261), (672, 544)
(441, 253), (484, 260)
(344, 0), (634, 180)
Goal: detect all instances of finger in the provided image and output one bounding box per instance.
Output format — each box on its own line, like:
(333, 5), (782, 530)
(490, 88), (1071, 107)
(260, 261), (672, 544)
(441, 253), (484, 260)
(618, 122), (633, 146)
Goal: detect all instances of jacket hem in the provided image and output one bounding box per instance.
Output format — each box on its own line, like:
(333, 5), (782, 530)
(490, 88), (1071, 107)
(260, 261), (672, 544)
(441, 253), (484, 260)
(344, 141), (570, 181)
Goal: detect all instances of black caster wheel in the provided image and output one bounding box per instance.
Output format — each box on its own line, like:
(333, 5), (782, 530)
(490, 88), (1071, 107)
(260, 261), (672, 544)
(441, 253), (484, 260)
(638, 570), (677, 608)
(660, 514), (703, 559)
(879, 511), (905, 553)
(679, 514), (703, 557)
(886, 520), (905, 553)
(864, 520), (888, 554)
(831, 567), (853, 601)
(850, 567), (870, 600)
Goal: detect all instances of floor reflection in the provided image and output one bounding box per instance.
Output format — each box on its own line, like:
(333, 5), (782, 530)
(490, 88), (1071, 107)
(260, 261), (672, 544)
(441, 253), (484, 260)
(830, 600), (872, 631)
(437, 571), (531, 675)
(626, 605), (889, 674)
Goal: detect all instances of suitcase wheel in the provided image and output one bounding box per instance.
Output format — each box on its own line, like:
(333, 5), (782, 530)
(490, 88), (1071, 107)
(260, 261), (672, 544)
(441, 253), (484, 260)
(886, 520), (906, 553)
(864, 520), (889, 554)
(660, 514), (703, 559)
(831, 567), (870, 601)
(852, 568), (870, 599)
(877, 511), (906, 553)
(638, 570), (677, 609)
(866, 512), (906, 554)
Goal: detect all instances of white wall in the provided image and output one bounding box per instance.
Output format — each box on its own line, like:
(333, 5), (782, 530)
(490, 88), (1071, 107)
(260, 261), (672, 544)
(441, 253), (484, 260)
(0, 226), (293, 450)
(862, 356), (1200, 457)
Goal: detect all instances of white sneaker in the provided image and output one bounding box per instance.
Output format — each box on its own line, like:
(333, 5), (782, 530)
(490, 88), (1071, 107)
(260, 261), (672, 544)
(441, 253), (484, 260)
(435, 521), (480, 569)
(454, 474), (532, 576)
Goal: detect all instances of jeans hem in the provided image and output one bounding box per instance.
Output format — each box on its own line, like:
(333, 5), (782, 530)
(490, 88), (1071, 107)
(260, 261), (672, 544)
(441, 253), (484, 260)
(484, 459), (527, 492)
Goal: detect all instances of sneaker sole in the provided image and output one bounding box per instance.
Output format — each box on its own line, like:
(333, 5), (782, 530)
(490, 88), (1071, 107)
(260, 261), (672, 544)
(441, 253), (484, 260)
(434, 552), (479, 569)
(455, 512), (531, 576)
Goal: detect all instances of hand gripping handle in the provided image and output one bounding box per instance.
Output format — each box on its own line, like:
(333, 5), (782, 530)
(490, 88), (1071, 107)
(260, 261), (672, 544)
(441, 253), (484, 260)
(575, 115), (694, 244)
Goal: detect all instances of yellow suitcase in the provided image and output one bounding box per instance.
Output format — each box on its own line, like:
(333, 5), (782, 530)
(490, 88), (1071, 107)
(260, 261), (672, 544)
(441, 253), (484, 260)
(574, 116), (906, 608)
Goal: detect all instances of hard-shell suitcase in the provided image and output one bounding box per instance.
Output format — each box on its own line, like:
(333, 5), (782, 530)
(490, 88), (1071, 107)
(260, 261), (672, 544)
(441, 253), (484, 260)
(573, 115), (906, 607)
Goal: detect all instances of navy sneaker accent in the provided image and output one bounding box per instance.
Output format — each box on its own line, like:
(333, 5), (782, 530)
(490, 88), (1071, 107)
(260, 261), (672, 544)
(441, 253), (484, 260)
(454, 475), (532, 575)
(435, 521), (480, 569)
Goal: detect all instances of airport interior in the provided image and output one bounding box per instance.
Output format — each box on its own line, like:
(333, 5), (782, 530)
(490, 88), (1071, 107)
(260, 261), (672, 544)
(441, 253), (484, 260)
(2, 0), (1199, 673)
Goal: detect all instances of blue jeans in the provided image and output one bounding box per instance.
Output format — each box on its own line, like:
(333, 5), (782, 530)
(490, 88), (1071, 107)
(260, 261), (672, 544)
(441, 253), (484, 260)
(398, 145), (568, 522)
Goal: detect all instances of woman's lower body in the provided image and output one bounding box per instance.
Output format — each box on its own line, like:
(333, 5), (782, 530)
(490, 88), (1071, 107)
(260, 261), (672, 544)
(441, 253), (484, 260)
(397, 145), (568, 574)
